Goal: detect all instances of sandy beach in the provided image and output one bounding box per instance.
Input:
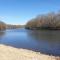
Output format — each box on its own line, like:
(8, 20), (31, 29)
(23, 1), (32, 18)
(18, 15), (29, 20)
(0, 44), (59, 60)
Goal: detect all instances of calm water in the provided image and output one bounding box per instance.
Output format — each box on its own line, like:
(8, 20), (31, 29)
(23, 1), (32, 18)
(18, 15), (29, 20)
(0, 28), (60, 56)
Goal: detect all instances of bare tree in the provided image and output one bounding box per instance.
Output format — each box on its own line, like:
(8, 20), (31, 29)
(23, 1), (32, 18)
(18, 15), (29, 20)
(25, 11), (60, 30)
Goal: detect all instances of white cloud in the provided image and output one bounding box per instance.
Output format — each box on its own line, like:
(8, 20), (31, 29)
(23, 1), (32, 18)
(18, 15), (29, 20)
(0, 16), (7, 19)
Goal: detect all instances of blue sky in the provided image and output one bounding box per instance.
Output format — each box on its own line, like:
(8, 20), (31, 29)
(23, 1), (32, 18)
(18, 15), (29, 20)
(0, 0), (60, 25)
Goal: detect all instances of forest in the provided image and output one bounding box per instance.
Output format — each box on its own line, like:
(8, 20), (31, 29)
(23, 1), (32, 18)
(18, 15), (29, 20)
(0, 21), (6, 30)
(25, 12), (60, 30)
(0, 21), (21, 30)
(1, 11), (60, 30)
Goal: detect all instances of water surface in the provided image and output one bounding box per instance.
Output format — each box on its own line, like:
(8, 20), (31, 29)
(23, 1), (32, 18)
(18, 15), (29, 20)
(0, 28), (60, 56)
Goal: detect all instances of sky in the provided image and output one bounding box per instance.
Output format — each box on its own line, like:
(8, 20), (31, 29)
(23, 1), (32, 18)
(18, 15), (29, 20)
(0, 0), (60, 25)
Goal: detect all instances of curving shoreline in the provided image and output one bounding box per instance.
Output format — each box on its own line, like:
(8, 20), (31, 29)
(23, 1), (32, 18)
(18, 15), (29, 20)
(0, 44), (60, 60)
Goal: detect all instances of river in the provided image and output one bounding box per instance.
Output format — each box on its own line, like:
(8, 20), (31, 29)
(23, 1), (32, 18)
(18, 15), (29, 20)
(0, 28), (60, 56)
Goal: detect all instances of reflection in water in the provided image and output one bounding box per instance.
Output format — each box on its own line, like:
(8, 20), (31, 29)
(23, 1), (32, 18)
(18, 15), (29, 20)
(0, 31), (5, 45)
(27, 30), (60, 56)
(0, 29), (60, 56)
(28, 30), (60, 42)
(0, 31), (5, 39)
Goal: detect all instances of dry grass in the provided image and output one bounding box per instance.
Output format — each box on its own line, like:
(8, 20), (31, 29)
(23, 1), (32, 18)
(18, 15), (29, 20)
(0, 44), (60, 60)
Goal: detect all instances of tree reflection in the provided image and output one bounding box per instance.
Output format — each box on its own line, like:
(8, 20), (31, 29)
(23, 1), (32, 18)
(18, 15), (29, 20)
(0, 31), (5, 39)
(27, 30), (60, 43)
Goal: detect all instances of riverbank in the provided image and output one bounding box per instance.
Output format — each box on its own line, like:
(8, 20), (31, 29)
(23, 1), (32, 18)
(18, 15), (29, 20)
(0, 44), (59, 60)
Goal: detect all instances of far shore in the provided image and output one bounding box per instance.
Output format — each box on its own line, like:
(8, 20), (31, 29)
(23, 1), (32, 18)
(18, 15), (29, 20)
(0, 44), (60, 60)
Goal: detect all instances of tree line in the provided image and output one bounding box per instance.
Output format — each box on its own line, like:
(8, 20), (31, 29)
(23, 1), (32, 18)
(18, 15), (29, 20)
(6, 24), (22, 29)
(0, 21), (6, 30)
(25, 11), (60, 30)
(0, 21), (22, 30)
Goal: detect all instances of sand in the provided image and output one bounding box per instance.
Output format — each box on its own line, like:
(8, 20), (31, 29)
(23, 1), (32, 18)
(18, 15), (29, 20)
(0, 44), (60, 60)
